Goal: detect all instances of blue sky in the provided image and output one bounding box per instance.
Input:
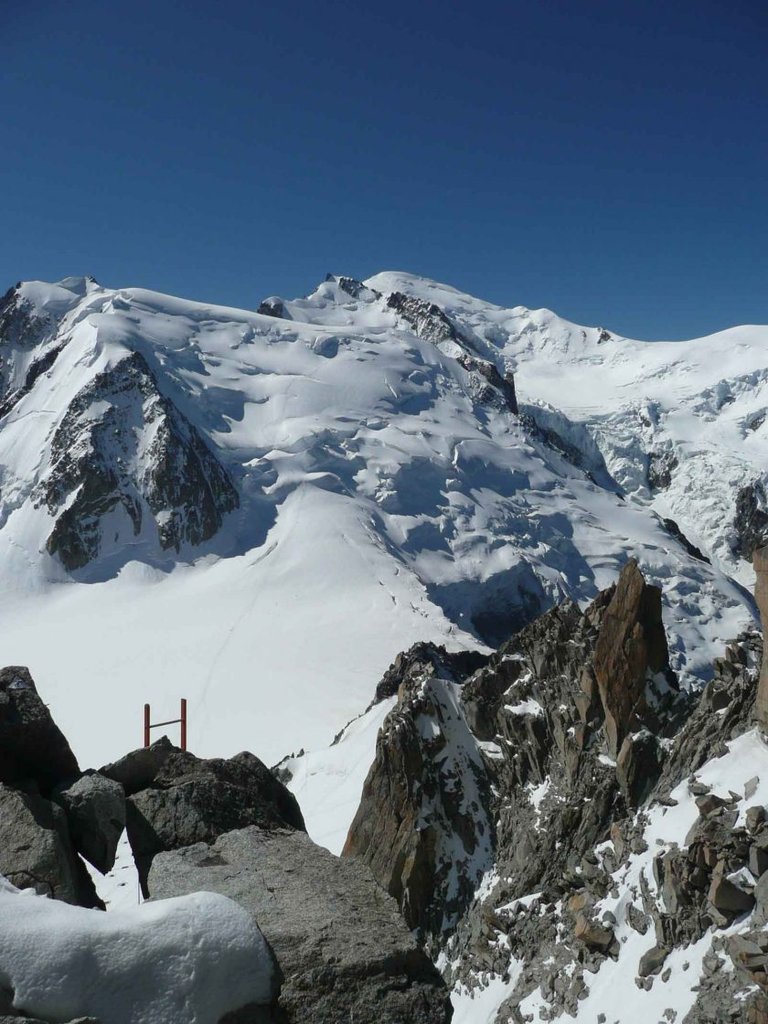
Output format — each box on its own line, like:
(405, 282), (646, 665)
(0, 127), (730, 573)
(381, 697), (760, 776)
(2, 0), (766, 339)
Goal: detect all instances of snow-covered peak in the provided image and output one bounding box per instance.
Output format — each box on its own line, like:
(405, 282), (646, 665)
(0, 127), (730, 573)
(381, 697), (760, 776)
(0, 269), (763, 777)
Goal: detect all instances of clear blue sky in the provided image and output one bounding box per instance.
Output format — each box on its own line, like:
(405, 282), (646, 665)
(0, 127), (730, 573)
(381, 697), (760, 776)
(2, 0), (766, 339)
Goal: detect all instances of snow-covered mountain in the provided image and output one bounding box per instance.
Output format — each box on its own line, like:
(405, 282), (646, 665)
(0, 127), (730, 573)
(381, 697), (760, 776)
(0, 270), (763, 783)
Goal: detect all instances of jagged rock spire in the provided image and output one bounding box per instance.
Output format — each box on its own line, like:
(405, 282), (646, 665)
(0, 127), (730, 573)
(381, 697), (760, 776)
(593, 559), (669, 758)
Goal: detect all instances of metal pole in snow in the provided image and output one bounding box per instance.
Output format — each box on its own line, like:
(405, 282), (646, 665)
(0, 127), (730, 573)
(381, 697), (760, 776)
(143, 703), (150, 748)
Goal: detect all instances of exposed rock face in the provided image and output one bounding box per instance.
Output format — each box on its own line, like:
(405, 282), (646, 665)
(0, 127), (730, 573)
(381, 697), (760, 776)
(341, 562), (768, 1022)
(0, 784), (101, 907)
(53, 770), (126, 874)
(518, 403), (618, 491)
(149, 826), (452, 1024)
(125, 747), (306, 894)
(344, 661), (495, 939)
(657, 514), (710, 562)
(331, 274), (382, 301)
(756, 545), (768, 730)
(0, 341), (66, 420)
(386, 291), (462, 346)
(456, 353), (518, 414)
(36, 351), (239, 571)
(446, 623), (767, 1021)
(647, 447), (678, 491)
(0, 285), (56, 393)
(0, 666), (79, 794)
(615, 727), (662, 806)
(373, 642), (489, 704)
(735, 481), (768, 560)
(593, 559), (670, 758)
(655, 631), (760, 793)
(256, 298), (287, 319)
(345, 565), (679, 949)
(100, 735), (175, 796)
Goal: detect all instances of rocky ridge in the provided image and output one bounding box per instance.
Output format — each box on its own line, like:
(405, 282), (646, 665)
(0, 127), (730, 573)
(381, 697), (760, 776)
(37, 350), (239, 571)
(340, 556), (768, 1022)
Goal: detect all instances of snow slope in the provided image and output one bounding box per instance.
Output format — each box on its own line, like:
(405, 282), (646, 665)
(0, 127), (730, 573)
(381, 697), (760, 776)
(0, 271), (761, 784)
(364, 271), (768, 585)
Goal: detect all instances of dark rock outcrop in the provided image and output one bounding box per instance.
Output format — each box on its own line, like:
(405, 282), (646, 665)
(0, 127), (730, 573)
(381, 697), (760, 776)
(0, 341), (66, 420)
(647, 448), (678, 491)
(735, 481), (768, 560)
(149, 826), (452, 1024)
(0, 1017), (99, 1024)
(0, 286), (57, 402)
(373, 642), (489, 704)
(37, 351), (239, 570)
(615, 728), (662, 805)
(386, 291), (462, 346)
(0, 666), (79, 795)
(456, 353), (518, 414)
(256, 298), (287, 319)
(519, 403), (618, 491)
(125, 747), (305, 894)
(53, 770), (126, 874)
(331, 274), (382, 301)
(654, 630), (760, 793)
(657, 515), (710, 562)
(0, 784), (102, 908)
(100, 735), (175, 796)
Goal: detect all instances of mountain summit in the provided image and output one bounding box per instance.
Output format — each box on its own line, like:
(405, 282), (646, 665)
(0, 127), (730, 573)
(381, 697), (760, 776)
(0, 272), (762, 772)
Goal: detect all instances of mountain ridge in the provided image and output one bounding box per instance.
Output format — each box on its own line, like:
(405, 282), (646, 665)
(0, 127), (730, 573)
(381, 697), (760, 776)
(0, 271), (761, 778)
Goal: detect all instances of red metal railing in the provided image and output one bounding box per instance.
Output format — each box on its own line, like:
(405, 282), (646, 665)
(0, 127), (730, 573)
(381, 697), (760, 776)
(143, 698), (187, 750)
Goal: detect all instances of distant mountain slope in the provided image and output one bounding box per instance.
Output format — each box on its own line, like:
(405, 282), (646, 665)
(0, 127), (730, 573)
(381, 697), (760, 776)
(0, 272), (760, 774)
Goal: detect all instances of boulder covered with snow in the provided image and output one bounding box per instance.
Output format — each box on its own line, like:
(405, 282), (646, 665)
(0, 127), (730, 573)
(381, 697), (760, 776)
(148, 825), (452, 1024)
(0, 874), (278, 1024)
(124, 746), (306, 894)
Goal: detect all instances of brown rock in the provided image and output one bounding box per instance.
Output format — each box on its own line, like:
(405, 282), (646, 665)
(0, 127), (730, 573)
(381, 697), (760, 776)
(574, 913), (615, 950)
(593, 560), (669, 757)
(708, 861), (755, 918)
(638, 944), (669, 977)
(567, 891), (591, 914)
(695, 793), (729, 817)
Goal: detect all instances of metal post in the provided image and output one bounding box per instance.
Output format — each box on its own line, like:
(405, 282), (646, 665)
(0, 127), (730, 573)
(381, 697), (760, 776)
(180, 698), (187, 751)
(143, 703), (150, 748)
